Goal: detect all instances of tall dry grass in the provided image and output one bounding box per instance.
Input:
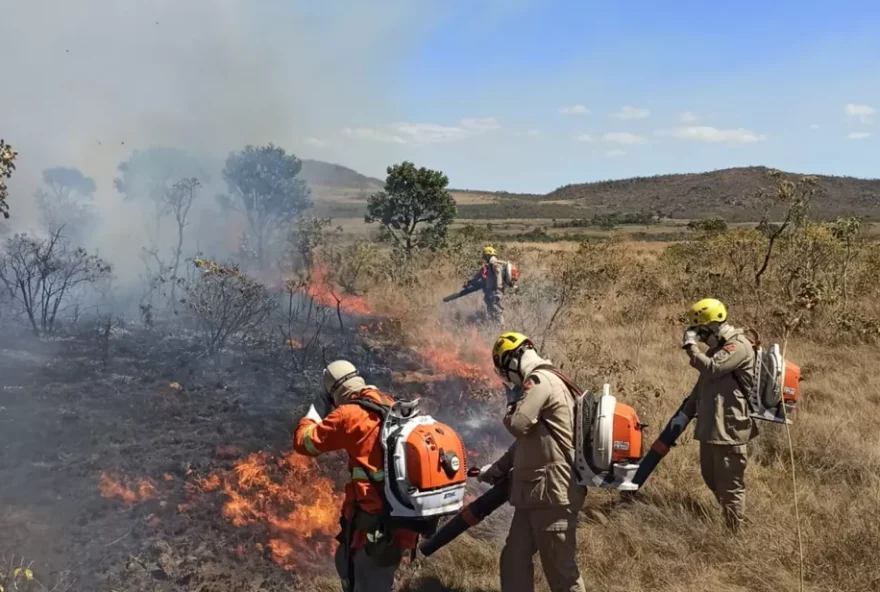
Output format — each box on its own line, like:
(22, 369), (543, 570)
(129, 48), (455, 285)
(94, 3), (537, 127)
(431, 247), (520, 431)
(308, 224), (880, 592)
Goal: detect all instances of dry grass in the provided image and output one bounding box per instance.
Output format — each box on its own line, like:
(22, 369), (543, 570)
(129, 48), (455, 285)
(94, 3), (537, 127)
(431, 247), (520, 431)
(326, 237), (880, 592)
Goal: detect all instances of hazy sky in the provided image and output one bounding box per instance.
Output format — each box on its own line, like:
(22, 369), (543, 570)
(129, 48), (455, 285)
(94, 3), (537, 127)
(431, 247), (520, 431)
(2, 0), (878, 196)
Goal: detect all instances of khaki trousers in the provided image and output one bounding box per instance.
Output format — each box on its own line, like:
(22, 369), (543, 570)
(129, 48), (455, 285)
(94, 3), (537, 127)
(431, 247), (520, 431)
(499, 506), (585, 592)
(699, 441), (747, 530)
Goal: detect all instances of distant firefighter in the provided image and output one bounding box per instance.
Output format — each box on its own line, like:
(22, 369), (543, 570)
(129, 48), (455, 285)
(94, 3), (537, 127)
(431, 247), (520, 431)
(446, 246), (518, 327)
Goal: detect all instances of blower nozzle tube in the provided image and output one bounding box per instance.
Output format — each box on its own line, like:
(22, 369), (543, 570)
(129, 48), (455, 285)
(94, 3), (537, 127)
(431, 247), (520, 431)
(418, 477), (509, 557)
(632, 397), (693, 488)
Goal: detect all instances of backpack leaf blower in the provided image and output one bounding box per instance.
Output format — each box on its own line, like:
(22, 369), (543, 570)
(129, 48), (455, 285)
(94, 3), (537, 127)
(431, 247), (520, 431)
(418, 470), (509, 558)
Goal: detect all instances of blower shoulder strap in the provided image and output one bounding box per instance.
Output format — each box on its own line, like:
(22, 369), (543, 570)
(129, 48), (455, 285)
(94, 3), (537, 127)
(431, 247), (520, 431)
(528, 364), (580, 470)
(530, 364), (582, 400)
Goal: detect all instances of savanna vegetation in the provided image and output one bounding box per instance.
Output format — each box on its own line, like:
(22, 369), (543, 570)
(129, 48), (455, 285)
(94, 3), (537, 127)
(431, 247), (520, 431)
(0, 144), (878, 592)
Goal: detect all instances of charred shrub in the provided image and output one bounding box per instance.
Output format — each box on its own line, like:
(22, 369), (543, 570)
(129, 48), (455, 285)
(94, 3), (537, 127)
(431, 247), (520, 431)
(0, 229), (112, 336)
(185, 257), (277, 353)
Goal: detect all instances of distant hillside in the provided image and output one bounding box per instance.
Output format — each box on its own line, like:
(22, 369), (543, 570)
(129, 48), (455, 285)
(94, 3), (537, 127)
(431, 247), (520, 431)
(541, 166), (880, 222)
(304, 161), (880, 222)
(300, 160), (384, 191)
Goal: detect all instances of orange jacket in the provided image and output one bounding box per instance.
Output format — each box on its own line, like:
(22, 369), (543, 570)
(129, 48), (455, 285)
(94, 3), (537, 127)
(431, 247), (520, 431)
(293, 388), (418, 550)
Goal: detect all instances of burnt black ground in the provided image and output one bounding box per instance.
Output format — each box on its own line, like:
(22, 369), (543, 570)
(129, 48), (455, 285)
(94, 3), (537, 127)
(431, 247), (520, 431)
(0, 319), (505, 592)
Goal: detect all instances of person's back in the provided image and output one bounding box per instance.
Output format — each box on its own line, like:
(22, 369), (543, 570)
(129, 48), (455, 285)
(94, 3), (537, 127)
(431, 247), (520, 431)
(293, 361), (417, 592)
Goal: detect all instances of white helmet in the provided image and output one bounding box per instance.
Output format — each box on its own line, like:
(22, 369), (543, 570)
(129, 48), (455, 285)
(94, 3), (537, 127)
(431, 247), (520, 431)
(323, 360), (365, 405)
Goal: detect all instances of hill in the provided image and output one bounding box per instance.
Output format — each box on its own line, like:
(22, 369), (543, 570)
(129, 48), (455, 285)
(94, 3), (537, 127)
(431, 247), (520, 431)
(300, 159), (384, 192)
(306, 161), (880, 222)
(541, 166), (880, 221)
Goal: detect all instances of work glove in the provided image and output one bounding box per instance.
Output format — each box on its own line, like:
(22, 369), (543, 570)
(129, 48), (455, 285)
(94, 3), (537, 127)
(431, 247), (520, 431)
(669, 411), (690, 433)
(475, 464), (495, 485)
(682, 329), (698, 350)
(307, 392), (333, 422)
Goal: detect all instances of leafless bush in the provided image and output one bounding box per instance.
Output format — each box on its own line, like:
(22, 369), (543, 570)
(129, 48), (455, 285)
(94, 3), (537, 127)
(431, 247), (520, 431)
(185, 257), (277, 353)
(278, 279), (333, 373)
(0, 229), (112, 336)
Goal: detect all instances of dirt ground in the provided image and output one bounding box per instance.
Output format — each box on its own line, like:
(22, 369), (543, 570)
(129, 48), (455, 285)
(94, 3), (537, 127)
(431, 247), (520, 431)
(0, 316), (508, 592)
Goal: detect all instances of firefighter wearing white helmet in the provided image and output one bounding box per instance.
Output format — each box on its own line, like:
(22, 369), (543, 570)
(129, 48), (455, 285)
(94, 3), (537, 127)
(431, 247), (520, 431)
(478, 332), (586, 592)
(464, 246), (505, 326)
(681, 298), (758, 532)
(295, 361), (419, 592)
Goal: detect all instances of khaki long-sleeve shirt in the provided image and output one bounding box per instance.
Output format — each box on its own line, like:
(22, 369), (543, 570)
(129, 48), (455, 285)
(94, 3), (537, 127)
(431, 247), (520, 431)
(683, 324), (758, 445)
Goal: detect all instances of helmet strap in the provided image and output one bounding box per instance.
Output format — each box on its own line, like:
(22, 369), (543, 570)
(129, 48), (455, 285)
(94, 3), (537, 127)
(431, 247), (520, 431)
(328, 371), (359, 395)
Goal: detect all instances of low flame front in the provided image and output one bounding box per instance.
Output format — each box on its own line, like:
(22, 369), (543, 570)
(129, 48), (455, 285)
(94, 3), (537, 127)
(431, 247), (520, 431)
(99, 472), (157, 504)
(199, 450), (344, 570)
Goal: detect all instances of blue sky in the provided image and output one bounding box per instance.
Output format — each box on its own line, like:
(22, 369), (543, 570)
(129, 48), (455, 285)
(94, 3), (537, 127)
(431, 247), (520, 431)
(2, 0), (878, 196)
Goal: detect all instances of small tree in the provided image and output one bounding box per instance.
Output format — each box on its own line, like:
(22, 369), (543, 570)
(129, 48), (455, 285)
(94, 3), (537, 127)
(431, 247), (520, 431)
(114, 147), (205, 246)
(164, 178), (201, 310)
(37, 166), (99, 241)
(0, 139), (17, 219)
(365, 161), (456, 257)
(185, 257), (277, 353)
(220, 144), (312, 269)
(0, 229), (112, 335)
(754, 171), (818, 289)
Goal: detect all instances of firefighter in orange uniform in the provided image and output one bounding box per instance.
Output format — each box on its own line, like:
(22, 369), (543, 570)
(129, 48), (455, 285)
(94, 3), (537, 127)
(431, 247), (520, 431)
(293, 360), (418, 592)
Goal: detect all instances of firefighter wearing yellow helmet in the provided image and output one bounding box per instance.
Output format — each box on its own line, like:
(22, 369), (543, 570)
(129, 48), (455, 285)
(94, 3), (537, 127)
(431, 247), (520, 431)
(478, 332), (586, 592)
(463, 246), (505, 326)
(681, 298), (758, 532)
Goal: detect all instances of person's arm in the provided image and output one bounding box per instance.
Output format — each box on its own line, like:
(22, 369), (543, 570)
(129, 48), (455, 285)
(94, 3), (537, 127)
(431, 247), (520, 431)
(681, 378), (700, 418)
(503, 378), (551, 438)
(293, 407), (350, 457)
(479, 443), (516, 484)
(686, 338), (750, 379)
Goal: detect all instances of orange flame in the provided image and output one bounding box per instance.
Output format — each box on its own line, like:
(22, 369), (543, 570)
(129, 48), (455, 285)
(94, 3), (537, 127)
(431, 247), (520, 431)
(304, 265), (373, 316)
(193, 449), (344, 571)
(99, 472), (157, 504)
(417, 325), (502, 387)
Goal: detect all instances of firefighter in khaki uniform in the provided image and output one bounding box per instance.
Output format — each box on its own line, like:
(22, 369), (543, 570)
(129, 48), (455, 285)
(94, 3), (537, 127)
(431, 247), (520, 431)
(478, 332), (586, 592)
(466, 246), (505, 326)
(681, 298), (758, 531)
(293, 360), (418, 592)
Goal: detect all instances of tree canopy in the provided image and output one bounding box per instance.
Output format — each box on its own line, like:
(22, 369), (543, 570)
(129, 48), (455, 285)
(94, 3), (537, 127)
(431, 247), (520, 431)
(365, 161), (456, 256)
(0, 139), (18, 219)
(221, 144), (312, 268)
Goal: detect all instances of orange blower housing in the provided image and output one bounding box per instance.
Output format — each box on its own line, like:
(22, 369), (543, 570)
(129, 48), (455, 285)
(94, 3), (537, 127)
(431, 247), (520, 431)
(574, 385), (644, 491)
(610, 402), (643, 464)
(404, 423), (468, 491)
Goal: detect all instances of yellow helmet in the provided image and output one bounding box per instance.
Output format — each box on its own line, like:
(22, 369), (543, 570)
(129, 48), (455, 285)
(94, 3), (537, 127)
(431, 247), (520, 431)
(492, 331), (534, 377)
(482, 246), (497, 257)
(687, 298), (728, 327)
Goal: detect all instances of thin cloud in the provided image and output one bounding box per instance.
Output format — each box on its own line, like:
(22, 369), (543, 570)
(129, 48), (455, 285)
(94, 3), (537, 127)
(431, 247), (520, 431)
(809, 124), (821, 130)
(613, 106), (650, 120)
(574, 134), (593, 143)
(679, 112), (700, 123)
(844, 103), (875, 124)
(513, 129), (541, 138)
(656, 126), (766, 144)
(559, 104), (590, 115)
(342, 127), (407, 144)
(605, 149), (626, 158)
(343, 117), (502, 145)
(603, 132), (647, 145)
(848, 131), (873, 139)
(304, 136), (330, 148)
